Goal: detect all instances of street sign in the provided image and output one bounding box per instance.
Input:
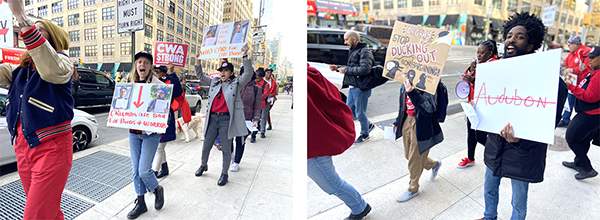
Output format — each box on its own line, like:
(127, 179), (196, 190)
(542, 5), (558, 27)
(117, 0), (145, 33)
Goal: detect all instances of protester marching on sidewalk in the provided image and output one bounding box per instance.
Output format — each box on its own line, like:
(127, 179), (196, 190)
(562, 46), (600, 180)
(255, 68), (270, 139)
(195, 45), (254, 186)
(264, 68), (278, 131)
(558, 36), (592, 128)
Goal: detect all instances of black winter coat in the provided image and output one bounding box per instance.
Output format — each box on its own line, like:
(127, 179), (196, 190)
(484, 80), (568, 183)
(342, 43), (374, 88)
(394, 84), (444, 154)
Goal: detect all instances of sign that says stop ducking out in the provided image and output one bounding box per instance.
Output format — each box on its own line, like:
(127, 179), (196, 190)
(154, 42), (189, 67)
(117, 0), (144, 33)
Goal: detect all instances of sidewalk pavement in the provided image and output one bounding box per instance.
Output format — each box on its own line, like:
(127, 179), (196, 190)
(308, 112), (600, 220)
(0, 96), (293, 220)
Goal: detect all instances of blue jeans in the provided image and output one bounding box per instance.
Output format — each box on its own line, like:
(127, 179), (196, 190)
(346, 90), (357, 119)
(129, 133), (161, 196)
(307, 156), (367, 215)
(347, 87), (372, 136)
(561, 93), (576, 122)
(483, 167), (529, 220)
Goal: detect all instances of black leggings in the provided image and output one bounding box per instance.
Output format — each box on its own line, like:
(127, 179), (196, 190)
(566, 113), (600, 172)
(467, 119), (487, 161)
(231, 129), (252, 164)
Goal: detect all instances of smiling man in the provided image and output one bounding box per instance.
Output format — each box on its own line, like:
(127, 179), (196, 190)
(478, 13), (568, 220)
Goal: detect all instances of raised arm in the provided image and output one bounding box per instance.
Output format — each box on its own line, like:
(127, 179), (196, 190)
(21, 25), (73, 84)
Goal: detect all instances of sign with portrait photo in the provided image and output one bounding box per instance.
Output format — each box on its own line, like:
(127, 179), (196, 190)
(198, 20), (250, 59)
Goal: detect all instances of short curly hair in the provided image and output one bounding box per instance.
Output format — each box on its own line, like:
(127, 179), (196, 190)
(502, 12), (546, 52)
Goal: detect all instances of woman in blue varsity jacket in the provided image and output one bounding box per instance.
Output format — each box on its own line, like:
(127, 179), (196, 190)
(0, 1), (73, 219)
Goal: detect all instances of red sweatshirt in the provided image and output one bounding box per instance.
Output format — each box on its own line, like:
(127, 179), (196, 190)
(308, 64), (355, 158)
(568, 69), (600, 115)
(464, 56), (497, 103)
(565, 45), (591, 84)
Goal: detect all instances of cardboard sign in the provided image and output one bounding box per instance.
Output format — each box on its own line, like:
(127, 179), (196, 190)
(199, 20), (250, 60)
(107, 83), (174, 133)
(473, 49), (562, 145)
(383, 22), (451, 95)
(0, 2), (14, 49)
(154, 42), (189, 67)
(1, 48), (25, 65)
(117, 0), (145, 33)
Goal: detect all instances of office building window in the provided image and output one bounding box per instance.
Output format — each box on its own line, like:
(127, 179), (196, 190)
(372, 0), (380, 9)
(176, 22), (183, 34)
(84, 10), (96, 24)
(412, 0), (423, 7)
(176, 38), (182, 44)
(84, 28), (97, 40)
(145, 24), (153, 38)
(493, 0), (501, 9)
(185, 13), (191, 25)
(84, 0), (95, 6)
(192, 3), (198, 14)
(190, 44), (196, 54)
(102, 25), (114, 39)
(184, 27), (190, 38)
(429, 0), (440, 6)
(121, 42), (132, 55)
(177, 7), (184, 20)
(102, 44), (114, 56)
(68, 0), (78, 9)
(69, 31), (80, 42)
(157, 29), (164, 41)
(383, 0), (393, 9)
(398, 0), (407, 8)
(120, 32), (129, 37)
(144, 43), (152, 53)
(102, 7), (114, 20)
(25, 0), (32, 6)
(25, 9), (34, 16)
(167, 17), (175, 30)
(52, 17), (64, 27)
(157, 0), (165, 7)
(474, 0), (484, 6)
(178, 0), (183, 5)
(166, 34), (174, 42)
(68, 13), (80, 26)
(191, 31), (197, 41)
(145, 4), (153, 19)
(185, 0), (191, 8)
(157, 12), (165, 25)
(69, 47), (80, 57)
(38, 6), (48, 17)
(84, 45), (97, 57)
(192, 17), (198, 28)
(169, 1), (175, 13)
(51, 1), (62, 13)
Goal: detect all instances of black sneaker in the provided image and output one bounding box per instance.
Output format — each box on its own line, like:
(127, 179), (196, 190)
(345, 203), (371, 220)
(562, 161), (581, 172)
(154, 185), (164, 210)
(261, 133), (266, 138)
(355, 134), (369, 143)
(575, 169), (598, 180)
(368, 123), (375, 133)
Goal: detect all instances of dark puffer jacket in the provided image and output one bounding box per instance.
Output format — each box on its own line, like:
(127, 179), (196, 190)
(240, 80), (262, 121)
(342, 43), (374, 88)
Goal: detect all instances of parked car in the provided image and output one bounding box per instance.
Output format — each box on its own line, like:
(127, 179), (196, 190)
(72, 68), (115, 108)
(184, 85), (203, 114)
(307, 28), (387, 66)
(0, 88), (99, 166)
(186, 79), (210, 99)
(353, 24), (394, 46)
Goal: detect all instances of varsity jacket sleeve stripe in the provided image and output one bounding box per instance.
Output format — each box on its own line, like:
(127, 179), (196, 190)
(0, 63), (14, 88)
(20, 25), (73, 85)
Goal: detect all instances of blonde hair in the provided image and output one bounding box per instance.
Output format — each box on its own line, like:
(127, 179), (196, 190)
(126, 62), (154, 83)
(20, 20), (70, 67)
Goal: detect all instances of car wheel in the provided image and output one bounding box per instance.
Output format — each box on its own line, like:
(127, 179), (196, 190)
(72, 126), (91, 152)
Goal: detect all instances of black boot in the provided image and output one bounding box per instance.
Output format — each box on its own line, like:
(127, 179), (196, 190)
(217, 174), (228, 186)
(127, 196), (148, 219)
(267, 125), (272, 130)
(153, 170), (158, 177)
(156, 162), (169, 178)
(195, 165), (208, 176)
(154, 185), (164, 210)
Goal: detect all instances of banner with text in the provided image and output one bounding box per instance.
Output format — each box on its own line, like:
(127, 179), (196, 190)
(107, 83), (174, 133)
(383, 22), (451, 95)
(199, 20), (250, 60)
(154, 41), (189, 67)
(1, 48), (25, 65)
(473, 49), (562, 145)
(0, 1), (14, 49)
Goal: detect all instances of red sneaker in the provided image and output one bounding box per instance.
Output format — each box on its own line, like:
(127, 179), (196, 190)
(458, 157), (475, 169)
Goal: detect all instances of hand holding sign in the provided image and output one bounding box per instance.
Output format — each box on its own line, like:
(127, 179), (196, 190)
(404, 79), (414, 92)
(500, 123), (519, 143)
(241, 44), (249, 57)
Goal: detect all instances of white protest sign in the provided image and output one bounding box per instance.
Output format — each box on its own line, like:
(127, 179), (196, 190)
(542, 5), (558, 27)
(117, 0), (145, 33)
(460, 102), (479, 127)
(0, 2), (14, 49)
(107, 83), (174, 133)
(473, 49), (561, 145)
(199, 20), (250, 59)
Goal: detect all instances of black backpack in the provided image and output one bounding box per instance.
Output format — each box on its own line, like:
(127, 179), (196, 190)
(435, 81), (449, 123)
(356, 65), (389, 90)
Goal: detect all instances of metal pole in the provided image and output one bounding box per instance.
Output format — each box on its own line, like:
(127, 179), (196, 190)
(131, 32), (136, 64)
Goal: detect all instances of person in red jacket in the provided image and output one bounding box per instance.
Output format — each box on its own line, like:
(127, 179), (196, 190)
(457, 40), (498, 169)
(255, 68), (270, 138)
(562, 46), (600, 180)
(558, 36), (592, 127)
(264, 68), (278, 130)
(308, 64), (371, 220)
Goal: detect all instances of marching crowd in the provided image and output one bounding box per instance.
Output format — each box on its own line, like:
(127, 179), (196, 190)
(309, 12), (599, 220)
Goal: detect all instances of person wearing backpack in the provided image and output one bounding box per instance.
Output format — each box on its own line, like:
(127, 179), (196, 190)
(393, 76), (447, 203)
(329, 30), (375, 143)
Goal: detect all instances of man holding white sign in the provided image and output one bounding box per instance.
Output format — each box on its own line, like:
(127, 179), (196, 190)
(474, 13), (568, 220)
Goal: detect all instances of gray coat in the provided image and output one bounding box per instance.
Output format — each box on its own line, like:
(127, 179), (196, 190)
(203, 58), (254, 139)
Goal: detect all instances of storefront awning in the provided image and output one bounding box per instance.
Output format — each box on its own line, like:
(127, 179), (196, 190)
(424, 15), (440, 27)
(83, 63), (97, 70)
(308, 0), (317, 16)
(442, 15), (459, 26)
(314, 0), (357, 16)
(406, 16), (423, 25)
(100, 63), (115, 72)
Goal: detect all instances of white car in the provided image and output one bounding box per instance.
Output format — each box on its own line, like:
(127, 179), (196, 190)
(0, 88), (99, 166)
(184, 85), (203, 114)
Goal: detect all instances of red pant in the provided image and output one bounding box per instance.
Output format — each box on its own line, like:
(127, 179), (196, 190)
(14, 123), (73, 220)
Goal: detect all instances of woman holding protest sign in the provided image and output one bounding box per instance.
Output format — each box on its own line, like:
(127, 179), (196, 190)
(457, 40), (498, 169)
(562, 46), (600, 180)
(0, 1), (74, 218)
(124, 51), (166, 219)
(194, 45), (255, 186)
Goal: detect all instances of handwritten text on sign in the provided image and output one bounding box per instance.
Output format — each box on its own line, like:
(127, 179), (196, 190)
(117, 0), (144, 33)
(107, 83), (173, 133)
(473, 49), (562, 145)
(383, 22), (451, 95)
(0, 2), (14, 49)
(154, 42), (189, 67)
(199, 20), (249, 60)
